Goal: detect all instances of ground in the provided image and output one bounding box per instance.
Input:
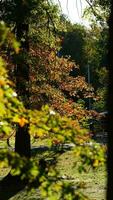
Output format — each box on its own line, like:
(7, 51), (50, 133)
(0, 138), (107, 200)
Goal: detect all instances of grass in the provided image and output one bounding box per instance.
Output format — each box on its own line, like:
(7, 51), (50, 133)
(57, 151), (107, 200)
(0, 138), (107, 200)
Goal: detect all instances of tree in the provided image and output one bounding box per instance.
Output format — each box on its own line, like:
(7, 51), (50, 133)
(59, 10), (109, 112)
(0, 0), (35, 158)
(107, 1), (113, 199)
(84, 0), (110, 25)
(93, 67), (108, 111)
(14, 4), (31, 158)
(84, 0), (112, 199)
(0, 0), (62, 158)
(59, 23), (87, 75)
(0, 0), (55, 158)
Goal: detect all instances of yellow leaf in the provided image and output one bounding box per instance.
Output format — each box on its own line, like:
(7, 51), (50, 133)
(36, 128), (45, 137)
(93, 159), (99, 167)
(0, 79), (5, 86)
(0, 89), (4, 97)
(15, 47), (20, 54)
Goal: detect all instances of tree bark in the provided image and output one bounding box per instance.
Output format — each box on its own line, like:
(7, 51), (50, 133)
(107, 1), (113, 199)
(15, 22), (31, 158)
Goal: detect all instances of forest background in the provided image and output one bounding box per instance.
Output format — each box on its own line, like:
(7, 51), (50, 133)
(0, 0), (110, 199)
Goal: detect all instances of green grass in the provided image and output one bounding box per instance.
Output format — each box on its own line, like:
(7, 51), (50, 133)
(0, 138), (107, 200)
(57, 151), (107, 200)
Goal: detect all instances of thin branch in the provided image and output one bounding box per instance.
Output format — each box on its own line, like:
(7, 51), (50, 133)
(45, 8), (57, 36)
(84, 0), (104, 20)
(49, 0), (62, 12)
(44, 0), (57, 36)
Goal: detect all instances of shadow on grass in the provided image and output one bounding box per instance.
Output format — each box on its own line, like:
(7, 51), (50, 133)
(0, 174), (28, 200)
(0, 146), (77, 200)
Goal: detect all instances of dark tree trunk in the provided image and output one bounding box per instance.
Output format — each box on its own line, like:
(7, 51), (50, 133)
(15, 22), (31, 158)
(15, 125), (30, 158)
(107, 1), (113, 199)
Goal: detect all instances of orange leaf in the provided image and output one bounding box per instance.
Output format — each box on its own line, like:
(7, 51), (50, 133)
(18, 117), (28, 127)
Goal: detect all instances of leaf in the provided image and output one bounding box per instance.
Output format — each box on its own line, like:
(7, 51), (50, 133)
(12, 39), (20, 54)
(93, 159), (99, 167)
(18, 117), (28, 127)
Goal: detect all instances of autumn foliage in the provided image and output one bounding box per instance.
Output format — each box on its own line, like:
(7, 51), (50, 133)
(29, 42), (98, 125)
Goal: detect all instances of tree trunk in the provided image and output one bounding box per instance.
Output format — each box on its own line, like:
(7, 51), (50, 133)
(15, 22), (31, 158)
(107, 1), (113, 199)
(15, 125), (30, 158)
